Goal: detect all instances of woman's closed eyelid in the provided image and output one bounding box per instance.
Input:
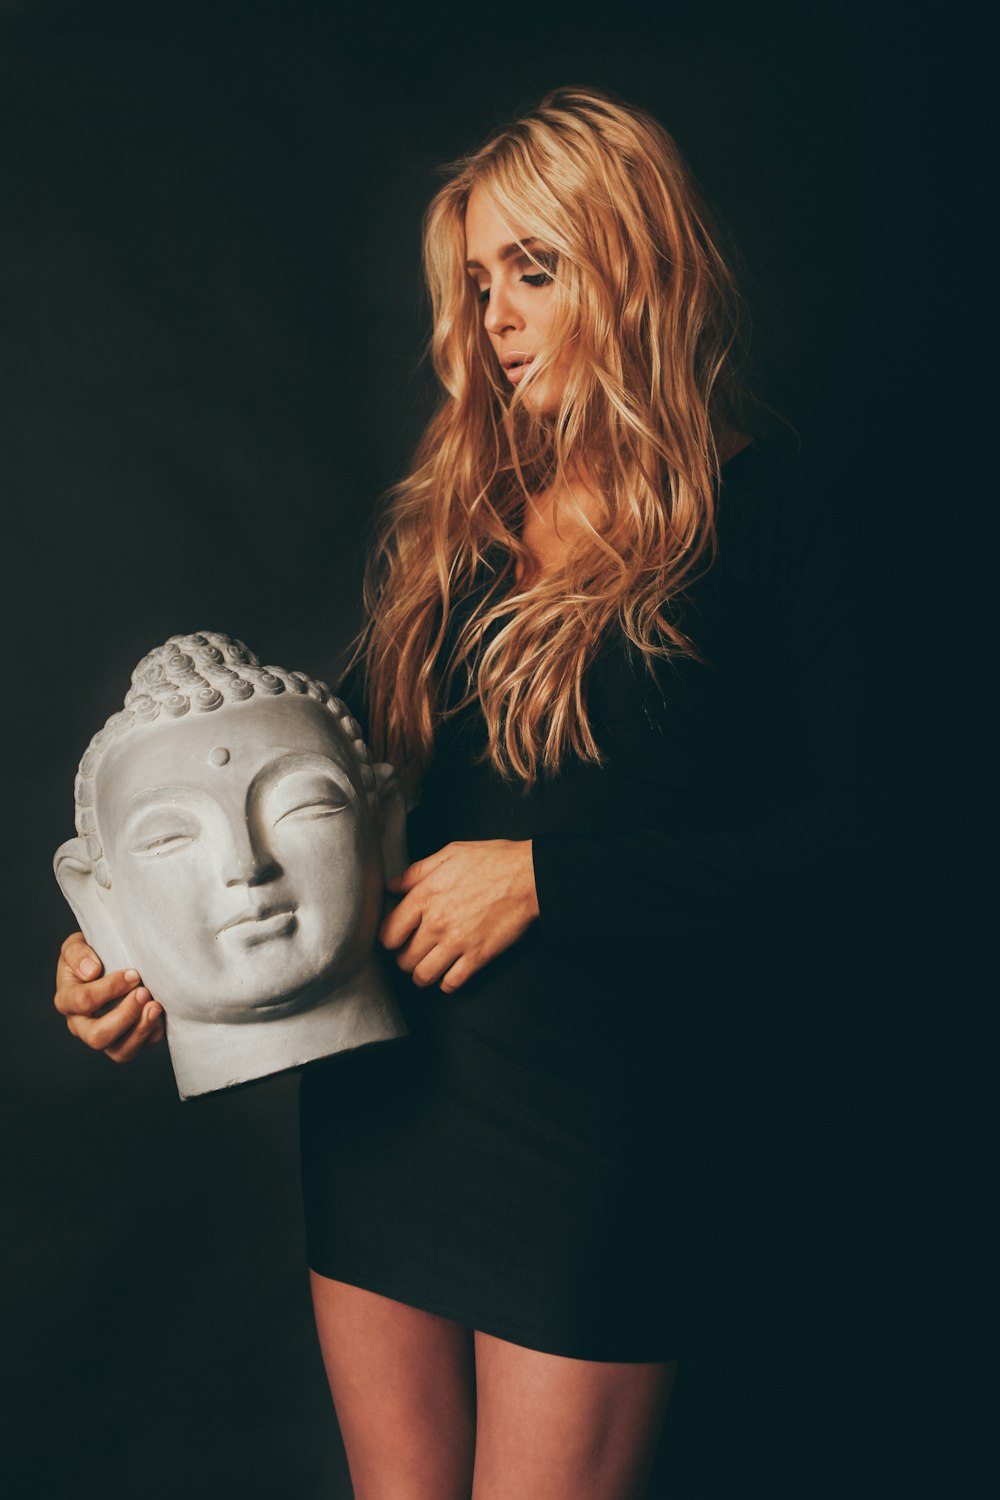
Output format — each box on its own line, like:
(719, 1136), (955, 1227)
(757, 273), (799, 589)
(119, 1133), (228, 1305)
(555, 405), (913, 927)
(526, 248), (558, 272)
(474, 268), (555, 303)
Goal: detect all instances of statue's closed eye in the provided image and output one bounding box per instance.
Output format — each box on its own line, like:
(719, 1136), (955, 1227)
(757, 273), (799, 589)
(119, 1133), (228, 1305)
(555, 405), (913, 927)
(268, 769), (352, 826)
(130, 831), (198, 856)
(273, 796), (347, 825)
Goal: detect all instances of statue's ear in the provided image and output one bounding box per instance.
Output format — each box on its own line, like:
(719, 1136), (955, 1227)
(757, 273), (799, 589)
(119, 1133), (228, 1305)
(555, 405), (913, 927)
(372, 763), (409, 882)
(53, 838), (132, 975)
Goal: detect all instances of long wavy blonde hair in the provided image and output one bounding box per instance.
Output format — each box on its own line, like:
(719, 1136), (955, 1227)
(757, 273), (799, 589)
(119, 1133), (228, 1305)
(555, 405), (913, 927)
(357, 86), (752, 793)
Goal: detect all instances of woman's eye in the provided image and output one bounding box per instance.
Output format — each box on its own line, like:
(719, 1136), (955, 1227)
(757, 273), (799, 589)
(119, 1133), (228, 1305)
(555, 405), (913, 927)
(523, 250), (557, 285)
(477, 287), (490, 304)
(273, 798), (347, 825)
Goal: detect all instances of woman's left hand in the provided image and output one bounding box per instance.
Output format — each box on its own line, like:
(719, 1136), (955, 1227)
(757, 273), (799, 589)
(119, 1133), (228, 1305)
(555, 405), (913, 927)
(378, 839), (539, 993)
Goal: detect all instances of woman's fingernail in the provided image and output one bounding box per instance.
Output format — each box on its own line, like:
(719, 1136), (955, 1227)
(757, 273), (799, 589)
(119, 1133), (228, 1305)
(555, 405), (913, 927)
(80, 957), (99, 978)
(146, 1003), (162, 1022)
(124, 969), (140, 982)
(136, 987), (150, 1004)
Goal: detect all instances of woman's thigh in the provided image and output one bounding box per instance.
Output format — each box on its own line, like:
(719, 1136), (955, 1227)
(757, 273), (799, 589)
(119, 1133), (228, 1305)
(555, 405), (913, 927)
(471, 1331), (677, 1500)
(309, 1272), (476, 1500)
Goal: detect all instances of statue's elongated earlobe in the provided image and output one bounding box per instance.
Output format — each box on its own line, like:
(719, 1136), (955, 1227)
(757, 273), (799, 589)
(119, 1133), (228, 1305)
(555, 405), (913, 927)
(373, 763), (408, 882)
(53, 838), (132, 976)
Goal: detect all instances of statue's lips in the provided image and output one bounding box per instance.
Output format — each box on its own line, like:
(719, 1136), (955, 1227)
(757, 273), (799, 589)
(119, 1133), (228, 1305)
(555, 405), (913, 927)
(217, 904), (298, 943)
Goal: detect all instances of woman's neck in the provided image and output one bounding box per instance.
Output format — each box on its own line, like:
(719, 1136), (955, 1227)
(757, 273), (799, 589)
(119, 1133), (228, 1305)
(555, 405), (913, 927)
(515, 430), (751, 584)
(517, 467), (604, 583)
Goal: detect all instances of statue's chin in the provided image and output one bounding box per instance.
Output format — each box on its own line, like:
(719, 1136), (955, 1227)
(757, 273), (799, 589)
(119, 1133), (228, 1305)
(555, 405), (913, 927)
(142, 943), (374, 1026)
(164, 956), (408, 1099)
(167, 985), (334, 1026)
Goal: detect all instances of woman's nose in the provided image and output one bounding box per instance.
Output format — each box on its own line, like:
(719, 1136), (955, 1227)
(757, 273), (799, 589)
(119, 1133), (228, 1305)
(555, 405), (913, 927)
(483, 282), (521, 336)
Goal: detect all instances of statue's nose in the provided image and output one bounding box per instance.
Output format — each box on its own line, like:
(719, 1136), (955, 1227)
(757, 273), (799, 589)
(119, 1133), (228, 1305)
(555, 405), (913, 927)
(219, 819), (278, 887)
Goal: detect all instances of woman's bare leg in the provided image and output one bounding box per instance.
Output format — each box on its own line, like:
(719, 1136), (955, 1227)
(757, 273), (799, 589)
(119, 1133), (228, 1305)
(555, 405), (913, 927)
(310, 1272), (476, 1500)
(471, 1331), (677, 1500)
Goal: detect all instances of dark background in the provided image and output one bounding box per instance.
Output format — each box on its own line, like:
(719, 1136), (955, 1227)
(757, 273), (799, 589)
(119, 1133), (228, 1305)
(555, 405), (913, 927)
(2, 1), (976, 1495)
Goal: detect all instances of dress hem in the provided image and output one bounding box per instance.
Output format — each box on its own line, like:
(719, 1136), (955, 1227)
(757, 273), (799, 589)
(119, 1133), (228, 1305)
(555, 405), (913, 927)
(305, 1255), (681, 1365)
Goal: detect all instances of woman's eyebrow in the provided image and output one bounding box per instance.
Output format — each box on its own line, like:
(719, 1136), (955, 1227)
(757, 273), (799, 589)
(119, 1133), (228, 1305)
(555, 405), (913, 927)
(465, 237), (539, 271)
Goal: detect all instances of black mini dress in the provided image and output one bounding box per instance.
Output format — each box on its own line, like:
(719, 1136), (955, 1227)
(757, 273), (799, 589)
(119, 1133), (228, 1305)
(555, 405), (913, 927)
(299, 440), (857, 1362)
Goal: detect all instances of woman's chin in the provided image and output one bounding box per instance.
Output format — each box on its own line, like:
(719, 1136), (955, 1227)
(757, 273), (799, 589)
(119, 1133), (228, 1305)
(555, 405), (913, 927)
(515, 383), (560, 418)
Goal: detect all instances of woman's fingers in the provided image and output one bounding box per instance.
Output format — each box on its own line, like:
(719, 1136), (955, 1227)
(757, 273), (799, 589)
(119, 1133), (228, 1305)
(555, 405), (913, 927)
(66, 986), (155, 1051)
(439, 956), (476, 994)
(60, 932), (102, 981)
(393, 920), (439, 976)
(54, 930), (162, 1064)
(54, 931), (147, 1018)
(379, 891), (424, 952)
(391, 914), (462, 988)
(380, 840), (537, 992)
(410, 945), (461, 989)
(54, 964), (143, 1017)
(103, 1001), (165, 1064)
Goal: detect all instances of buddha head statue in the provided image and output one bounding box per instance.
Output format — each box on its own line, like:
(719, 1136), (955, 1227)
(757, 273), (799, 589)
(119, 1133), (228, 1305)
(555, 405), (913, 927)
(54, 631), (408, 1098)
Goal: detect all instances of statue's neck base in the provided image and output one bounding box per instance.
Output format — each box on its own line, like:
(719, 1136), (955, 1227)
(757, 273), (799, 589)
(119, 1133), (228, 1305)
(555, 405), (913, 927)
(165, 961), (407, 1099)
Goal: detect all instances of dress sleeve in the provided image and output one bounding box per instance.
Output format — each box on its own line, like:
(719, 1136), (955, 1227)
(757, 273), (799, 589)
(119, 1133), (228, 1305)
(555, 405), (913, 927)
(529, 453), (861, 951)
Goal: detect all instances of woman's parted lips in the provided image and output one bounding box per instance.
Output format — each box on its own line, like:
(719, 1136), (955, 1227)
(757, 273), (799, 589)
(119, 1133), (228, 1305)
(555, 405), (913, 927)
(501, 351), (534, 371)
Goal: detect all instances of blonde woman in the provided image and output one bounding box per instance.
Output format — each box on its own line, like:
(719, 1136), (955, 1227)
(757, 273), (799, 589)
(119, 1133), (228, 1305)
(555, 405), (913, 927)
(55, 88), (853, 1498)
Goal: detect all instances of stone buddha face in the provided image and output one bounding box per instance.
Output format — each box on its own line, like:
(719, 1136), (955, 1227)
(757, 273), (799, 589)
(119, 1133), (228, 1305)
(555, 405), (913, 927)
(55, 632), (408, 1097)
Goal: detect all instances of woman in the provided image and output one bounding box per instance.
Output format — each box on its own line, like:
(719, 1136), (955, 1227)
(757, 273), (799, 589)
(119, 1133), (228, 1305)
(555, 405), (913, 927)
(54, 88), (854, 1497)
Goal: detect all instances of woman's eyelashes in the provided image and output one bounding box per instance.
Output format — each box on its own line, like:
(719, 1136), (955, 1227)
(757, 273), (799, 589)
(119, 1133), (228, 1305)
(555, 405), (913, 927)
(477, 272), (553, 304)
(475, 253), (558, 303)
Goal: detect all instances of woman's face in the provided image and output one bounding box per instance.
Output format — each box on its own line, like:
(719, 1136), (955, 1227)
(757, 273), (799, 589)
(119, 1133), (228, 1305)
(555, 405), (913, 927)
(464, 185), (572, 414)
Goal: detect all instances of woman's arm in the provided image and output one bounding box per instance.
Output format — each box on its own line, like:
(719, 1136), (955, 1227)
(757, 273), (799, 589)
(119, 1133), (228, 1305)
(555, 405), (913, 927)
(336, 657), (540, 992)
(367, 447), (862, 982)
(532, 453), (861, 952)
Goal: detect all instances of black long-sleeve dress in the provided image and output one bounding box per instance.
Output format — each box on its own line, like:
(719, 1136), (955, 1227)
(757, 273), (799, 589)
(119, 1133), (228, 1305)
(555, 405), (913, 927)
(299, 438), (858, 1362)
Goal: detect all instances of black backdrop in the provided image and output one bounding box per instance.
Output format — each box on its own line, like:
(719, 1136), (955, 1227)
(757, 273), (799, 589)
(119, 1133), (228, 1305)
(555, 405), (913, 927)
(2, 2), (973, 1495)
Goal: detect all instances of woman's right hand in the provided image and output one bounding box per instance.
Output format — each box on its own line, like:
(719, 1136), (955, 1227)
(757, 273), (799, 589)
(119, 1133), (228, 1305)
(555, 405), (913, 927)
(54, 932), (165, 1064)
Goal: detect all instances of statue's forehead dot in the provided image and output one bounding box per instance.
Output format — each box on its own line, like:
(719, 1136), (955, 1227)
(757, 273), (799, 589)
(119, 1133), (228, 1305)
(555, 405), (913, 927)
(208, 747), (230, 767)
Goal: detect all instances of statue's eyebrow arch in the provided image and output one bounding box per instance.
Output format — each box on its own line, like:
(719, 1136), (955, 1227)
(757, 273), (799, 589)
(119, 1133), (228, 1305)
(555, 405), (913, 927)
(249, 750), (359, 804)
(123, 785), (205, 816)
(120, 752), (360, 819)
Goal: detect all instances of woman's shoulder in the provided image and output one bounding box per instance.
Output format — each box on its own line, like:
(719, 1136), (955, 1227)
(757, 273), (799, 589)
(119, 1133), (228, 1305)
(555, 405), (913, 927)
(718, 432), (803, 527)
(716, 433), (847, 589)
(711, 432), (856, 676)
